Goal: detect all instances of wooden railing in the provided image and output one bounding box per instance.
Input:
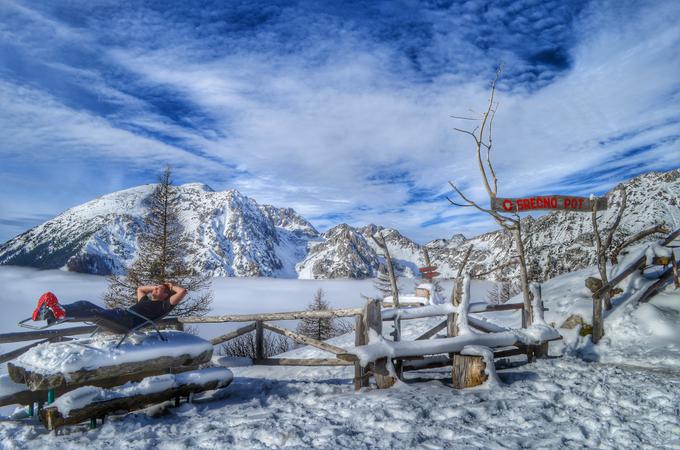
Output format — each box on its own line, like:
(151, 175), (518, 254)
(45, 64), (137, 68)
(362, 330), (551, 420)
(0, 279), (553, 392)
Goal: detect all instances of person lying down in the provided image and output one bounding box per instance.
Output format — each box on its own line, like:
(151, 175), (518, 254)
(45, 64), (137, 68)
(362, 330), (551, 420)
(31, 283), (187, 332)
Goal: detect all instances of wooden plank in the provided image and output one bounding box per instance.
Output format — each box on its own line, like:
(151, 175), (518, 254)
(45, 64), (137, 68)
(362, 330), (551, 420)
(491, 194), (607, 212)
(0, 339), (52, 364)
(255, 321), (264, 361)
(415, 320), (447, 340)
(468, 316), (508, 333)
(638, 265), (677, 304)
(0, 318), (180, 344)
(480, 303), (524, 312)
(209, 323), (256, 345)
(354, 314), (368, 390)
(8, 350), (212, 391)
(0, 326), (97, 344)
(492, 347), (525, 359)
(254, 358), (352, 366)
(179, 308), (364, 323)
(595, 228), (680, 299)
(402, 356), (451, 372)
(261, 323), (347, 356)
(41, 377), (227, 430)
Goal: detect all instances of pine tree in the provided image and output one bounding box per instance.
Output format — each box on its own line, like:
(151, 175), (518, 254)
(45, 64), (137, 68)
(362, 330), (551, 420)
(296, 289), (351, 341)
(104, 167), (212, 317)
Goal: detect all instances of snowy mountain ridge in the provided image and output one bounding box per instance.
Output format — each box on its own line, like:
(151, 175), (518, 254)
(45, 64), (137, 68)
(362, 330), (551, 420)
(0, 169), (678, 280)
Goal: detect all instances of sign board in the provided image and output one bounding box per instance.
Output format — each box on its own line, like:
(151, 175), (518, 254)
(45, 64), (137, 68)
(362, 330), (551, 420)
(419, 266), (437, 272)
(490, 195), (607, 213)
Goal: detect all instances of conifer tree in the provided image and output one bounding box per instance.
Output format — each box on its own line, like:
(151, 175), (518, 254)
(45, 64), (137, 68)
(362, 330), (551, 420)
(296, 289), (351, 341)
(104, 167), (212, 317)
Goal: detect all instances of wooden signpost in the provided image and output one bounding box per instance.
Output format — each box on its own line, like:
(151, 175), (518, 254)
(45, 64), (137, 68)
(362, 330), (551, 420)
(490, 195), (607, 213)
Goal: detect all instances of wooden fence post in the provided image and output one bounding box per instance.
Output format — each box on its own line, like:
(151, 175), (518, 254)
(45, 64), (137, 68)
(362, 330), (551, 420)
(363, 299), (396, 389)
(354, 314), (368, 390)
(255, 320), (264, 362)
(592, 292), (605, 344)
(450, 275), (487, 388)
(530, 283), (549, 359)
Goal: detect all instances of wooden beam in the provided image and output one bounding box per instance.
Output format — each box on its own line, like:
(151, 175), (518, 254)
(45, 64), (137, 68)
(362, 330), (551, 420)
(8, 350), (212, 391)
(0, 318), (180, 344)
(209, 323), (256, 345)
(41, 377), (227, 430)
(261, 323), (347, 356)
(354, 314), (368, 390)
(255, 321), (264, 361)
(415, 320), (447, 340)
(638, 264), (678, 304)
(254, 358), (352, 366)
(179, 308), (364, 323)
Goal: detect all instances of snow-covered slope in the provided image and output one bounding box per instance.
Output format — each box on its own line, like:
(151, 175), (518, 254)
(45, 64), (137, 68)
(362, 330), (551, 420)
(0, 184), (319, 277)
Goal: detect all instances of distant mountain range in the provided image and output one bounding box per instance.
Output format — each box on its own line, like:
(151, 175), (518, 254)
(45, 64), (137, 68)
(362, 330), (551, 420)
(1, 170), (678, 281)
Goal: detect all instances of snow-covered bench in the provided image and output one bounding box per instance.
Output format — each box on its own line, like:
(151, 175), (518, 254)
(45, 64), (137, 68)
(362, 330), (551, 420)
(41, 368), (233, 430)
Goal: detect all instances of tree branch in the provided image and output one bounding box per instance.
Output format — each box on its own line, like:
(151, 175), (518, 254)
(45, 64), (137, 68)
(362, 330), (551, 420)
(610, 223), (669, 264)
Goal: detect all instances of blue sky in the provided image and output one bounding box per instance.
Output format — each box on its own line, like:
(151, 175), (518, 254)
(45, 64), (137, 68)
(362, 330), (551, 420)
(1, 0), (679, 244)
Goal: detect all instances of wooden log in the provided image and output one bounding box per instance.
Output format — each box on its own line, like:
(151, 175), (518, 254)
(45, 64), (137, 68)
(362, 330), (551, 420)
(209, 322), (257, 345)
(8, 350), (212, 391)
(0, 319), (180, 345)
(255, 321), (264, 361)
(467, 317), (508, 334)
(179, 308), (364, 323)
(673, 256), (680, 289)
(415, 320), (447, 340)
(254, 358), (352, 366)
(402, 356), (451, 372)
(261, 323), (346, 355)
(638, 264), (678, 303)
(0, 339), (52, 364)
(0, 326), (97, 344)
(41, 377), (227, 430)
(451, 353), (487, 389)
(492, 347), (525, 359)
(364, 299), (396, 389)
(354, 314), (368, 390)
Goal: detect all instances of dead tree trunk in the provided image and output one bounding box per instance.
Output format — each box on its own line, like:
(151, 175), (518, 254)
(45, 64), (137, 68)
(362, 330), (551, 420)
(447, 67), (533, 322)
(590, 189), (627, 343)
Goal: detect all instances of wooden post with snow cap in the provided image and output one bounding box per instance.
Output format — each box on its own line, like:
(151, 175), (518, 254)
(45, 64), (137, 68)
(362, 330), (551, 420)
(363, 299), (396, 389)
(528, 282), (549, 360)
(450, 274), (488, 389)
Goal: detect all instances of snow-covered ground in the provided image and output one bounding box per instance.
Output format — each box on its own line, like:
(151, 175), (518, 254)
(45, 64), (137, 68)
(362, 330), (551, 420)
(1, 264), (680, 448)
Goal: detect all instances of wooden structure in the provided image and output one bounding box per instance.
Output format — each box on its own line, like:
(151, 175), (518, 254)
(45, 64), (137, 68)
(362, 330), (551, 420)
(0, 276), (564, 429)
(590, 227), (680, 339)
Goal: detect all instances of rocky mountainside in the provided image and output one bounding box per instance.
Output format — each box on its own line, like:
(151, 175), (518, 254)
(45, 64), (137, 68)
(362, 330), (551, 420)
(0, 183), (320, 277)
(1, 170), (678, 280)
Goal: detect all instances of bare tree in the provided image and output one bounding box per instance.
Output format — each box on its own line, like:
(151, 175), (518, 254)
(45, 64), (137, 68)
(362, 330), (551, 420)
(373, 264), (393, 299)
(370, 232), (399, 307)
(296, 289), (352, 340)
(610, 223), (669, 264)
(447, 67), (534, 325)
(590, 187), (627, 343)
(104, 167), (212, 317)
(220, 331), (291, 358)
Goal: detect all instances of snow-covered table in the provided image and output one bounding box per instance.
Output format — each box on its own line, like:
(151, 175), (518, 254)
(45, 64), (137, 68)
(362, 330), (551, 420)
(8, 330), (213, 391)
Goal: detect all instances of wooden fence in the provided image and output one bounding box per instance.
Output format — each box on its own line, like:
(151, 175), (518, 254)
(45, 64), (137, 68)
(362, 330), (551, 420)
(0, 277), (550, 392)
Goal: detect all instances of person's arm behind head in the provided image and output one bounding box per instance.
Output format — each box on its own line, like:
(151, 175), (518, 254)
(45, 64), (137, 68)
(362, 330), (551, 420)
(165, 282), (188, 306)
(136, 285), (155, 301)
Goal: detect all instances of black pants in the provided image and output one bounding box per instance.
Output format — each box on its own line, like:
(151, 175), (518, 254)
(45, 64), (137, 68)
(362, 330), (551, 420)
(63, 301), (146, 333)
